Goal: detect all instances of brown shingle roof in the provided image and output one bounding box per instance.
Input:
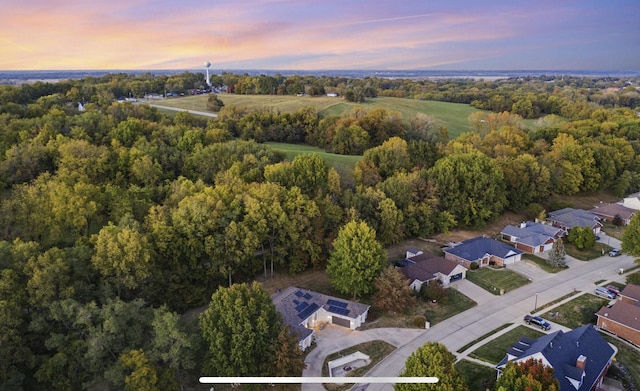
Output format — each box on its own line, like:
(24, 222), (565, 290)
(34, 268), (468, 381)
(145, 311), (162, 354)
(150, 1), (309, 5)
(621, 283), (640, 302)
(590, 203), (636, 220)
(400, 253), (459, 282)
(596, 300), (640, 331)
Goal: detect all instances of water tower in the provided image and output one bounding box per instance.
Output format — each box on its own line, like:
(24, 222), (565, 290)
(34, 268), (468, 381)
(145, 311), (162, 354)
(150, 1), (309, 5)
(204, 61), (212, 87)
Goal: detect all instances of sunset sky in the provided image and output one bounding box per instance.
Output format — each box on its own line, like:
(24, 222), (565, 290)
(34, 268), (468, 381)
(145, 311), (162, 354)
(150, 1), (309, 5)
(2, 0), (639, 71)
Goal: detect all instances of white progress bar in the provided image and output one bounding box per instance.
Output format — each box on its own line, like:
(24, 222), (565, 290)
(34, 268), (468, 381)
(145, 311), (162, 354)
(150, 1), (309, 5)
(200, 377), (438, 384)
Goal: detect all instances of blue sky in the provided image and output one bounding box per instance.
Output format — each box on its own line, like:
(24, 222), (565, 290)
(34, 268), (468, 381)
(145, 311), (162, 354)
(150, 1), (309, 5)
(1, 0), (638, 70)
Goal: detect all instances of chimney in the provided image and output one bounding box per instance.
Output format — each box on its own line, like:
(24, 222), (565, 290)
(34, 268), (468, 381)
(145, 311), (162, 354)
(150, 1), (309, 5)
(576, 355), (587, 371)
(520, 221), (527, 229)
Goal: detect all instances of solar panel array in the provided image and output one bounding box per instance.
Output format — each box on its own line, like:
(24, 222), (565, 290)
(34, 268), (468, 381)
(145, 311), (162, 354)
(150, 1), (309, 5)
(303, 293), (312, 300)
(294, 290), (304, 297)
(295, 301), (309, 313)
(328, 306), (350, 316)
(327, 299), (348, 308)
(298, 303), (319, 320)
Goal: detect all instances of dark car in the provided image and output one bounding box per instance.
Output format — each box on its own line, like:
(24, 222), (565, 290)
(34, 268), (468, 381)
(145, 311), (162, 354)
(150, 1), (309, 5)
(524, 314), (551, 330)
(608, 249), (622, 257)
(605, 285), (621, 296)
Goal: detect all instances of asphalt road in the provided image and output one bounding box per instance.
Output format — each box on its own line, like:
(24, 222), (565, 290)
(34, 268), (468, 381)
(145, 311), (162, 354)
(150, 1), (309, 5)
(302, 234), (636, 391)
(147, 103), (219, 117)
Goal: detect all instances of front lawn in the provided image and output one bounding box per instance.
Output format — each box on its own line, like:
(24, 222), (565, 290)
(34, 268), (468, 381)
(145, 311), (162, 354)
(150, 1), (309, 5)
(541, 293), (609, 329)
(465, 267), (531, 295)
(423, 288), (477, 326)
(565, 242), (612, 261)
(522, 254), (567, 273)
(469, 326), (545, 364)
(362, 287), (477, 329)
(455, 359), (496, 391)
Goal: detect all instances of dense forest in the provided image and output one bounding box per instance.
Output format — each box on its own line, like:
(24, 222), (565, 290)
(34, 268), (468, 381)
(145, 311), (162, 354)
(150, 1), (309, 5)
(1, 72), (640, 390)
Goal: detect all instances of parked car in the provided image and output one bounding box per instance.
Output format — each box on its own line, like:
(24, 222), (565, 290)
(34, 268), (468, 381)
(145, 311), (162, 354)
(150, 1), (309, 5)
(595, 286), (616, 299)
(524, 314), (551, 330)
(605, 285), (621, 296)
(608, 249), (621, 257)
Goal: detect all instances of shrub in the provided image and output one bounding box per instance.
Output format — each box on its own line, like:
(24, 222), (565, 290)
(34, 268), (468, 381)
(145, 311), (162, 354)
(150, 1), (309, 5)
(413, 315), (426, 328)
(420, 281), (446, 303)
(469, 262), (479, 270)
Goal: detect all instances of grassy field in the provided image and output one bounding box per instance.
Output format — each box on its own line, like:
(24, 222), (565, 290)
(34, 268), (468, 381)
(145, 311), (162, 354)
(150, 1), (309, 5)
(265, 142), (361, 180)
(541, 293), (609, 329)
(155, 94), (482, 139)
(455, 359), (496, 391)
(465, 267), (532, 295)
(469, 326), (545, 364)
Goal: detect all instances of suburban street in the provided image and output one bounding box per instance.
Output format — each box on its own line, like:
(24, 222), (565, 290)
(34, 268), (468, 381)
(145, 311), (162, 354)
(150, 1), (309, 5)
(302, 234), (636, 391)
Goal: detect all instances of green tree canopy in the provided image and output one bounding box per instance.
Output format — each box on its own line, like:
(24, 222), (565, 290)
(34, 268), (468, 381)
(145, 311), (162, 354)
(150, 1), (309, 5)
(429, 150), (506, 228)
(199, 282), (295, 378)
(395, 342), (468, 391)
(326, 220), (386, 299)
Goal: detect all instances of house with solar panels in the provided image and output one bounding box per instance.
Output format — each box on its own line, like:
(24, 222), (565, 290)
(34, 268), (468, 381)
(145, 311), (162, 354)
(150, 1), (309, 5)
(496, 325), (616, 391)
(272, 286), (370, 351)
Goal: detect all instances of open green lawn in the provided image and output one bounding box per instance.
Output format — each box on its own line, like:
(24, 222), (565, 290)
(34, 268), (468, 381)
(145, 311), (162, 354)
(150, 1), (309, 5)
(455, 359), (496, 391)
(465, 267), (531, 295)
(469, 326), (545, 364)
(541, 293), (609, 329)
(565, 242), (614, 261)
(155, 94), (482, 139)
(265, 142), (361, 181)
(423, 288), (477, 326)
(522, 254), (566, 273)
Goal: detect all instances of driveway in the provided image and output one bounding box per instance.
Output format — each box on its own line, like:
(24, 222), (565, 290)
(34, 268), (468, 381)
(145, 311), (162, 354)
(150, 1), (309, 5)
(303, 249), (636, 391)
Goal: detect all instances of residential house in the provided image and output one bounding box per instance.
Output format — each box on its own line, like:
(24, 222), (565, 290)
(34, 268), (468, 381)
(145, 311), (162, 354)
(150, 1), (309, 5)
(620, 192), (640, 210)
(496, 324), (616, 391)
(589, 203), (636, 226)
(619, 283), (640, 304)
(596, 299), (640, 347)
(501, 221), (563, 254)
(443, 236), (524, 268)
(399, 252), (467, 291)
(546, 208), (603, 236)
(272, 286), (370, 351)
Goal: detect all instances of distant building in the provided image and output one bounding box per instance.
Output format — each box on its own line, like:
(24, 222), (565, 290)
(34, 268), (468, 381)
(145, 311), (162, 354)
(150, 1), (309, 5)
(326, 92), (338, 97)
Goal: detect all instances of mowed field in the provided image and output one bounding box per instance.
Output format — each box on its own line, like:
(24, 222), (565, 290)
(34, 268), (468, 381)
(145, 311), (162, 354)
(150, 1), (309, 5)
(156, 94), (482, 139)
(265, 142), (361, 180)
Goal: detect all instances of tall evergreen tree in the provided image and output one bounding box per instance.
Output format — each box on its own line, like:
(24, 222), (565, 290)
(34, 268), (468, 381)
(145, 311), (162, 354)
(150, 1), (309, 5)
(547, 239), (566, 268)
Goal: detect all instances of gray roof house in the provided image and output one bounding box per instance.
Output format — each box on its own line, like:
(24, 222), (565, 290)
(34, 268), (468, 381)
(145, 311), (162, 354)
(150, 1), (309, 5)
(496, 325), (616, 391)
(272, 286), (370, 351)
(547, 208), (603, 235)
(399, 252), (467, 291)
(501, 221), (563, 254)
(443, 236), (524, 268)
